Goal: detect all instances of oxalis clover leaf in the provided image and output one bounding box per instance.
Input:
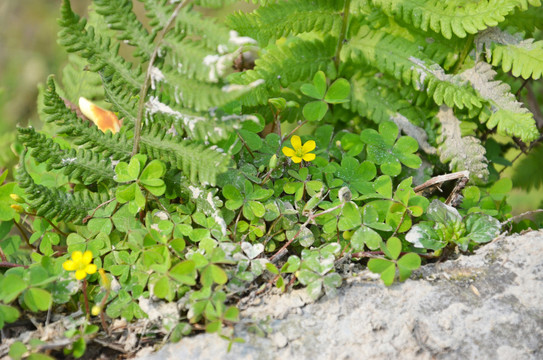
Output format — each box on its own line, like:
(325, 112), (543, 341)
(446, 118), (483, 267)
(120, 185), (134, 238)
(223, 180), (274, 221)
(367, 237), (421, 286)
(300, 71), (351, 121)
(360, 121), (422, 176)
(295, 243), (342, 300)
(114, 154), (166, 214)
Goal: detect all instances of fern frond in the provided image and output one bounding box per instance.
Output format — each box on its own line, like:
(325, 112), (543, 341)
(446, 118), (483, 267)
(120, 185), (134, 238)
(477, 27), (543, 80)
(437, 106), (489, 182)
(17, 156), (108, 223)
(18, 127), (116, 186)
(342, 26), (483, 110)
(500, 5), (543, 36)
(58, 0), (142, 91)
(230, 36), (336, 106)
(460, 62), (539, 142)
(145, 96), (259, 143)
(194, 0), (238, 8)
(93, 0), (154, 61)
(42, 76), (132, 161)
(139, 124), (231, 185)
(369, 0), (538, 39)
(168, 8), (231, 50)
(228, 0), (344, 44)
(158, 66), (253, 111)
(137, 0), (174, 35)
(60, 54), (105, 105)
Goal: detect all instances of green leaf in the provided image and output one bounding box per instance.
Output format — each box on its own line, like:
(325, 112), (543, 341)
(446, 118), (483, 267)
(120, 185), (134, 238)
(338, 202), (362, 230)
(116, 183), (137, 203)
(140, 160), (166, 180)
(239, 129), (263, 151)
(0, 274), (27, 303)
(24, 288), (52, 312)
(465, 213), (501, 244)
(153, 276), (172, 299)
(405, 222), (447, 250)
(223, 185), (242, 200)
(286, 225), (315, 247)
(386, 237), (402, 260)
(248, 201), (265, 218)
(9, 342), (27, 360)
(374, 176), (392, 199)
(303, 100), (328, 121)
(324, 78), (350, 103)
(224, 306), (239, 322)
(351, 225), (382, 251)
(397, 253), (421, 270)
(210, 264), (228, 285)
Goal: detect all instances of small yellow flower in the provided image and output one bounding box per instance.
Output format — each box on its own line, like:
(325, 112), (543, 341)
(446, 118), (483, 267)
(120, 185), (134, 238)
(282, 135), (316, 163)
(63, 250), (97, 280)
(91, 305), (102, 316)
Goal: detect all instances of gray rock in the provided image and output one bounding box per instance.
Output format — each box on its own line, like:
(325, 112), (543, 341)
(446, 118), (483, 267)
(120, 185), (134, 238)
(140, 230), (543, 360)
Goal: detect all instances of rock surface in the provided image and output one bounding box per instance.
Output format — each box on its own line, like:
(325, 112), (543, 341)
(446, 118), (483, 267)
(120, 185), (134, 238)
(140, 230), (543, 360)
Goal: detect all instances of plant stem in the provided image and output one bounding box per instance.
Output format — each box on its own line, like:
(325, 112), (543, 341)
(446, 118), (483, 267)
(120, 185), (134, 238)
(13, 220), (31, 248)
(82, 279), (90, 319)
(334, 0), (351, 71)
(270, 203), (344, 263)
(132, 0), (192, 156)
(282, 120), (308, 142)
(0, 261), (28, 269)
(453, 34), (474, 74)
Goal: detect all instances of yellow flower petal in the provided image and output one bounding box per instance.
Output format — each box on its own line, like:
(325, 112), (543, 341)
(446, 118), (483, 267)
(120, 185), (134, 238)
(71, 251), (83, 262)
(82, 251), (93, 265)
(302, 153), (316, 162)
(282, 146), (296, 157)
(290, 135), (302, 150)
(75, 270), (87, 280)
(302, 140), (316, 153)
(291, 156), (303, 163)
(63, 260), (76, 271)
(85, 264), (97, 275)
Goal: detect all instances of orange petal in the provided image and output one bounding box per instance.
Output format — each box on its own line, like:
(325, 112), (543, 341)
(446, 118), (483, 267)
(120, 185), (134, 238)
(290, 135), (302, 150)
(302, 140), (316, 153)
(79, 97), (121, 134)
(63, 260), (76, 271)
(82, 250), (93, 265)
(282, 147), (296, 157)
(302, 153), (316, 162)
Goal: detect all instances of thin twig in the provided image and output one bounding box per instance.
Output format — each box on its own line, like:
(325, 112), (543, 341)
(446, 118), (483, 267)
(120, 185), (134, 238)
(334, 0), (351, 71)
(0, 261), (28, 269)
(499, 135), (543, 175)
(281, 120), (308, 143)
(83, 198), (116, 223)
(270, 203), (344, 263)
(132, 0), (192, 155)
(414, 170), (470, 195)
(502, 209), (543, 226)
(13, 220), (31, 248)
(237, 132), (255, 159)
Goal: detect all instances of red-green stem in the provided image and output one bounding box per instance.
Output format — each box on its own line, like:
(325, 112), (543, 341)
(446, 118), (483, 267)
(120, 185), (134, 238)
(82, 279), (90, 319)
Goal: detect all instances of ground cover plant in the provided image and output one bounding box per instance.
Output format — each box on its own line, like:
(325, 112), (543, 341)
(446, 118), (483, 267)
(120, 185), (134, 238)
(1, 0), (543, 358)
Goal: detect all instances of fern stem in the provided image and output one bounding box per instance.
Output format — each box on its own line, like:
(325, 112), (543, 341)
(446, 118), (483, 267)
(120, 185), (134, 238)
(453, 34), (474, 74)
(132, 0), (192, 156)
(334, 0), (351, 72)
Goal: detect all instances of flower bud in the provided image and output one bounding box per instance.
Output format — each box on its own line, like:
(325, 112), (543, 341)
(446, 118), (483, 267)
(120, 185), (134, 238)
(10, 194), (24, 203)
(268, 154), (278, 170)
(10, 204), (24, 213)
(91, 305), (102, 316)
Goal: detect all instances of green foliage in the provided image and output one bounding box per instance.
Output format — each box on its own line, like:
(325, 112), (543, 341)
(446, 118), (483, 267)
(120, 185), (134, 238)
(2, 0), (542, 356)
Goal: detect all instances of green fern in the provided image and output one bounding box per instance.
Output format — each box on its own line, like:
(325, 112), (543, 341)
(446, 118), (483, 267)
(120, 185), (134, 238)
(342, 25), (483, 110)
(477, 27), (543, 80)
(139, 124), (231, 185)
(460, 62), (539, 142)
(58, 0), (142, 91)
(17, 154), (108, 223)
(228, 0), (344, 44)
(93, 0), (154, 60)
(437, 106), (489, 182)
(17, 127), (116, 186)
(230, 36), (336, 106)
(369, 0), (540, 39)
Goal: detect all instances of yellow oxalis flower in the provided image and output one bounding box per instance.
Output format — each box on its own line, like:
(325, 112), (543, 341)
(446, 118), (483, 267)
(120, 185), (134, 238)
(63, 250), (97, 280)
(282, 135), (316, 163)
